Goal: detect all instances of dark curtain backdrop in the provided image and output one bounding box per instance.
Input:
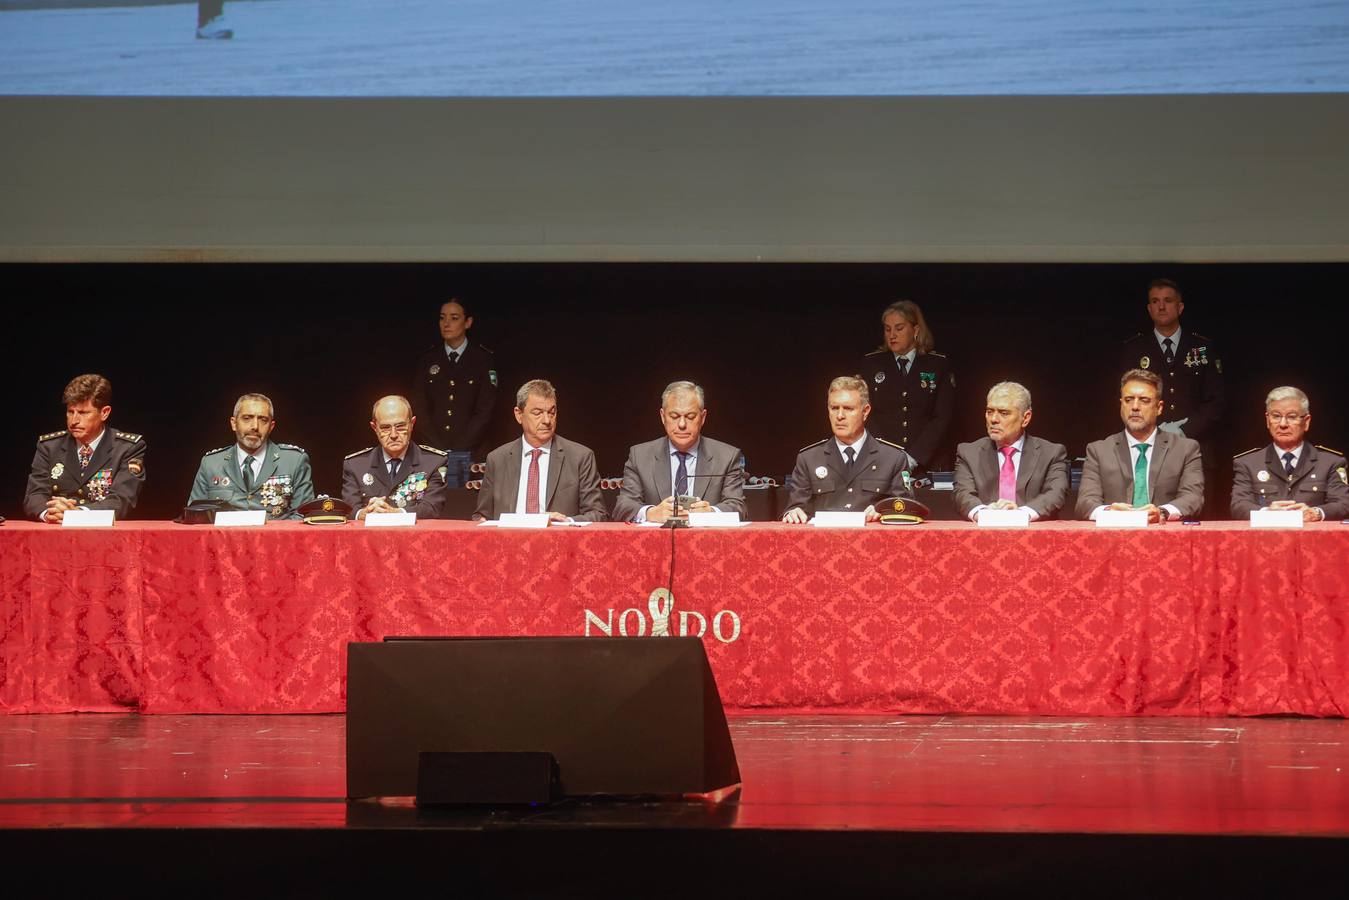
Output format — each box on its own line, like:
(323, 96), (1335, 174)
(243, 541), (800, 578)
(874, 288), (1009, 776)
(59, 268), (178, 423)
(4, 262), (1345, 521)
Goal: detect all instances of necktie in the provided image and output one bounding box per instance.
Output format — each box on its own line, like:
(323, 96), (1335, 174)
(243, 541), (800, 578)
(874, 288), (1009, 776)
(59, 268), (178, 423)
(388, 457), (402, 484)
(1282, 452), (1296, 479)
(447, 350), (459, 365)
(844, 446), (856, 468)
(1132, 443), (1149, 506)
(78, 443), (92, 471)
(897, 357), (909, 377)
(999, 446), (1017, 502)
(241, 456), (254, 492)
(1163, 337), (1175, 366)
(675, 451), (689, 497)
(525, 448), (542, 514)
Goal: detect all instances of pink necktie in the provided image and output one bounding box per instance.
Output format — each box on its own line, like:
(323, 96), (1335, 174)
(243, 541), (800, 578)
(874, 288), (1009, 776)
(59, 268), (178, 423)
(998, 446), (1017, 503)
(78, 443), (93, 470)
(525, 448), (542, 514)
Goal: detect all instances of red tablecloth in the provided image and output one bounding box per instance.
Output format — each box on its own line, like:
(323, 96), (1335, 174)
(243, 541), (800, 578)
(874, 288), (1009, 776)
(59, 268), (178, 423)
(2, 521), (1346, 716)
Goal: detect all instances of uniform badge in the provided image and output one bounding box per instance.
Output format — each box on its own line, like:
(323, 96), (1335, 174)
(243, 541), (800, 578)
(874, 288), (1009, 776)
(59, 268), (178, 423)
(1256, 470), (1269, 482)
(51, 462), (64, 479)
(1339, 466), (1347, 485)
(814, 466), (828, 479)
(221, 476), (231, 487)
(128, 459), (143, 476)
(429, 364), (441, 376)
(874, 371), (886, 384)
(362, 473), (374, 486)
(489, 369), (498, 387)
(1140, 356), (1150, 369)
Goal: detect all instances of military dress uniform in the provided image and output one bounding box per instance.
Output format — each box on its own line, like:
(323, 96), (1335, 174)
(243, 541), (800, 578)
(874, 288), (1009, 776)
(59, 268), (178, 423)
(23, 427), (147, 520)
(186, 441), (316, 520)
(1119, 330), (1224, 443)
(1230, 444), (1349, 520)
(413, 341), (498, 483)
(341, 442), (449, 518)
(860, 349), (955, 472)
(784, 434), (916, 518)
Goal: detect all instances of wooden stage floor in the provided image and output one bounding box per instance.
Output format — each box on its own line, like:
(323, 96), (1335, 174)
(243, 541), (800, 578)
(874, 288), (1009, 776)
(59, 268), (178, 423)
(3, 713), (1347, 895)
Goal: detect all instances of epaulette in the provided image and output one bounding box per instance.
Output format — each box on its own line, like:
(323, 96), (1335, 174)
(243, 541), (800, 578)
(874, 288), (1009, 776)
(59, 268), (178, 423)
(38, 429), (67, 442)
(345, 447), (373, 460)
(798, 438), (828, 453)
(877, 438), (908, 451)
(1191, 331), (1211, 342)
(277, 442), (307, 454)
(1316, 444), (1343, 456)
(203, 445), (231, 457)
(1123, 332), (1144, 343)
(115, 431), (143, 443)
(927, 351), (947, 359)
(476, 343), (493, 354)
(419, 444), (447, 456)
(1233, 447), (1261, 458)
(863, 348), (888, 357)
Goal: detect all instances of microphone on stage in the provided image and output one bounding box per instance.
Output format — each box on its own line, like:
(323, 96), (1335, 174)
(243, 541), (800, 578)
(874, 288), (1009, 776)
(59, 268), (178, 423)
(663, 468), (742, 529)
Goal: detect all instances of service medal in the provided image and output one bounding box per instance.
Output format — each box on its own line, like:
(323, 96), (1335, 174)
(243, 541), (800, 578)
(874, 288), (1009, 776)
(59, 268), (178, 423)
(362, 473), (374, 486)
(221, 476), (230, 487)
(51, 462), (64, 478)
(430, 364), (440, 375)
(1338, 466), (1347, 485)
(815, 466), (828, 479)
(1140, 356), (1150, 369)
(1257, 470), (1270, 482)
(874, 371), (885, 384)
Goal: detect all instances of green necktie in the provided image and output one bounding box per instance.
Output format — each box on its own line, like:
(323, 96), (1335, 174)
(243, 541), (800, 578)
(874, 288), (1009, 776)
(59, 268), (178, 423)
(1132, 443), (1149, 506)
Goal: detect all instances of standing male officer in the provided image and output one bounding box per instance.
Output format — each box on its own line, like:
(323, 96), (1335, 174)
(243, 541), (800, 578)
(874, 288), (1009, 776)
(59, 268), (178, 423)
(187, 393), (315, 520)
(342, 395), (448, 519)
(1120, 278), (1224, 512)
(413, 297), (498, 488)
(24, 373), (147, 522)
(1230, 386), (1347, 522)
(782, 376), (915, 523)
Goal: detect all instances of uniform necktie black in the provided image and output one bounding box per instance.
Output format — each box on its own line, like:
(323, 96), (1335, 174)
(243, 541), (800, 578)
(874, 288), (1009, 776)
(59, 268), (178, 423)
(1282, 452), (1296, 479)
(447, 351), (459, 365)
(241, 456), (254, 492)
(1163, 337), (1175, 366)
(845, 446), (856, 468)
(388, 458), (402, 485)
(897, 357), (909, 377)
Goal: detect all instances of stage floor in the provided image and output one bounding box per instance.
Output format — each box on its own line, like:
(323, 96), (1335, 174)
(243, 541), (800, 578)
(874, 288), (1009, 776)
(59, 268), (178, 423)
(3, 713), (1348, 836)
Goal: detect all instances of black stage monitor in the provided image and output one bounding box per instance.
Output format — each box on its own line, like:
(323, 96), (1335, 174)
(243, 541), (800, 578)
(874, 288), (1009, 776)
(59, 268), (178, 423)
(346, 636), (741, 800)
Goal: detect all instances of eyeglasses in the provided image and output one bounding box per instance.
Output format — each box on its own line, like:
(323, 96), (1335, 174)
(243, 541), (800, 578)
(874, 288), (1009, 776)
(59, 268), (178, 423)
(1266, 413), (1307, 425)
(376, 423), (410, 435)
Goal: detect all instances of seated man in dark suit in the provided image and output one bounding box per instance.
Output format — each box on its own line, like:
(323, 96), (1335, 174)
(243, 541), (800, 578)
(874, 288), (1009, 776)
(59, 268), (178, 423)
(611, 381), (746, 523)
(953, 381), (1069, 521)
(782, 376), (915, 523)
(1076, 368), (1204, 523)
(341, 395), (448, 519)
(1231, 385), (1347, 522)
(474, 379), (606, 522)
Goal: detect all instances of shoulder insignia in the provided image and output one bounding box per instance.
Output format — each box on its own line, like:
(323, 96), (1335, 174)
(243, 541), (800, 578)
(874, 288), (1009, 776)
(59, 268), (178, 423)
(876, 438), (908, 451)
(203, 445), (231, 457)
(797, 438), (828, 453)
(927, 351), (947, 359)
(1315, 444), (1343, 456)
(38, 430), (68, 442)
(1123, 332), (1143, 343)
(1190, 331), (1211, 342)
(476, 343), (493, 354)
(418, 444), (447, 456)
(115, 431), (143, 442)
(863, 349), (888, 357)
(277, 443), (307, 453)
(1233, 447), (1261, 459)
(345, 447), (373, 460)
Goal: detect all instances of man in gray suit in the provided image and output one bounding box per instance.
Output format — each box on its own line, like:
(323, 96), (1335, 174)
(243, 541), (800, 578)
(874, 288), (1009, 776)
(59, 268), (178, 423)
(1076, 368), (1204, 523)
(474, 379), (605, 522)
(187, 392), (316, 520)
(953, 381), (1069, 521)
(611, 381), (746, 523)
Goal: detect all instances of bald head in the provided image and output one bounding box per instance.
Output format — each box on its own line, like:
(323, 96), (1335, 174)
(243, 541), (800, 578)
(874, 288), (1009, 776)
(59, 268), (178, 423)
(370, 395), (415, 457)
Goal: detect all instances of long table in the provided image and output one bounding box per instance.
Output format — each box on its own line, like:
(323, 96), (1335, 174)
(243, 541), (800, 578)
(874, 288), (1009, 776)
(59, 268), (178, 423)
(2, 521), (1346, 716)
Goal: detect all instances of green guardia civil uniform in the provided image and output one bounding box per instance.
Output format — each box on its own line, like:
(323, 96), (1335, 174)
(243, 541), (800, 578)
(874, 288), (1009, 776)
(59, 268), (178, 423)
(187, 440), (316, 520)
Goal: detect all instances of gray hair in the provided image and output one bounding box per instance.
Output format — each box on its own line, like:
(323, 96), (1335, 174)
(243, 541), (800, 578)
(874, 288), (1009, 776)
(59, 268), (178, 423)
(371, 394), (412, 421)
(987, 381), (1032, 413)
(828, 375), (870, 406)
(1265, 386), (1310, 414)
(233, 392), (274, 418)
(515, 379), (557, 409)
(661, 380), (705, 409)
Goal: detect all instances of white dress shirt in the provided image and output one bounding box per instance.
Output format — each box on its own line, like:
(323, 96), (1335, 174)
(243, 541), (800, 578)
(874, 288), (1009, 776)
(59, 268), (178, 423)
(966, 435), (1040, 522)
(1088, 429), (1181, 521)
(1273, 442), (1304, 472)
(637, 441), (722, 522)
(444, 337), (469, 361)
(835, 432), (868, 462)
(514, 437), (554, 515)
(236, 444), (267, 484)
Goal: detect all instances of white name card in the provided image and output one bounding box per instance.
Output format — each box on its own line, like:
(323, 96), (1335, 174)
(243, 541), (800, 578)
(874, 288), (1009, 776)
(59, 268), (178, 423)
(364, 511), (417, 527)
(61, 509), (114, 528)
(812, 511), (867, 528)
(498, 513), (551, 529)
(215, 510), (268, 527)
(977, 508), (1031, 528)
(1250, 509), (1303, 529)
(688, 511), (745, 527)
(1095, 509), (1149, 528)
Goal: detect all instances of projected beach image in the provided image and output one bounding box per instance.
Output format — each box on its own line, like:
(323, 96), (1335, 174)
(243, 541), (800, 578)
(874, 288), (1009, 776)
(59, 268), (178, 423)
(2, 0), (1347, 96)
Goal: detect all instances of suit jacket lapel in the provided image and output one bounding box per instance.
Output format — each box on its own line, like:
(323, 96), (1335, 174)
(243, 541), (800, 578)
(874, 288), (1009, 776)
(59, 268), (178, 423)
(255, 442), (280, 487)
(545, 439), (563, 508)
(1288, 445), (1315, 486)
(368, 449), (391, 492)
(1114, 434), (1134, 496)
(1148, 432), (1172, 503)
(825, 442), (850, 486)
(839, 442), (871, 488)
(502, 443), (522, 509)
(654, 442), (672, 499)
(980, 438), (1001, 497)
(1016, 437), (1038, 500)
(691, 438), (715, 499)
(80, 429), (115, 483)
